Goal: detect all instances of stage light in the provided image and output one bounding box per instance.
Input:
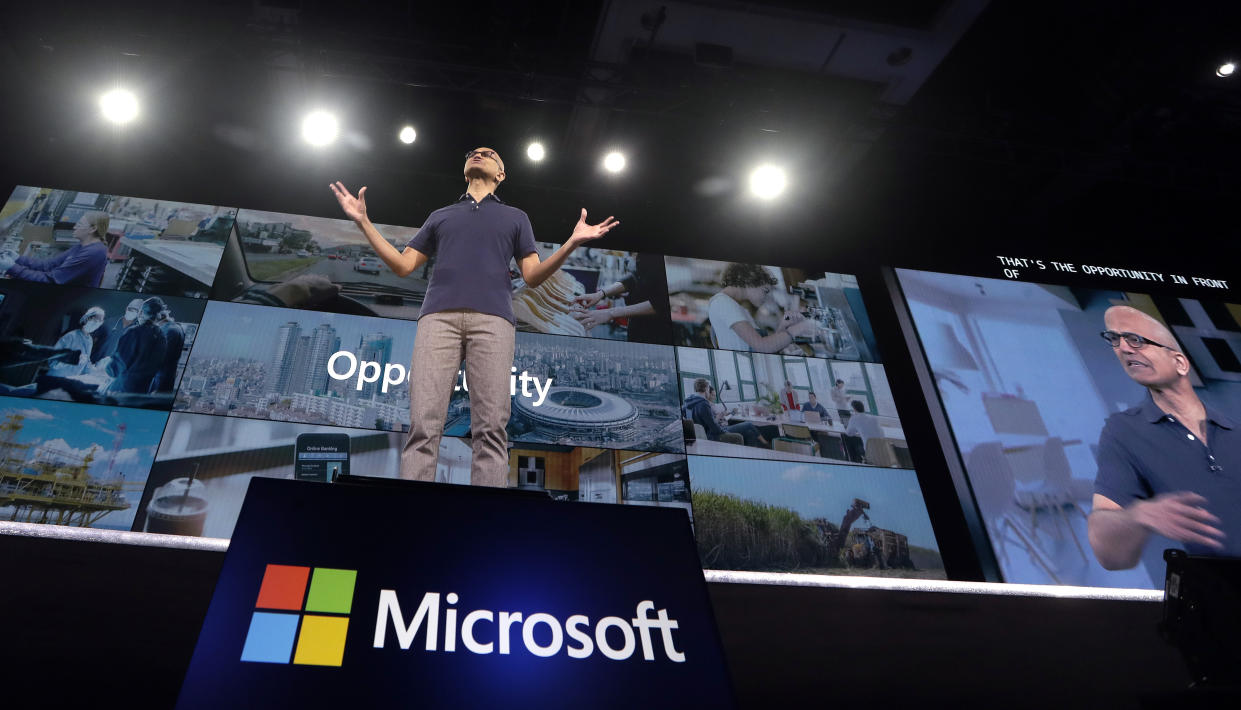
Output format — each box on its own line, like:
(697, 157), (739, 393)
(99, 89), (139, 125)
(302, 110), (339, 146)
(527, 142), (546, 161)
(748, 164), (787, 200)
(1217, 62), (1236, 78)
(602, 151), (626, 173)
(399, 125), (417, 144)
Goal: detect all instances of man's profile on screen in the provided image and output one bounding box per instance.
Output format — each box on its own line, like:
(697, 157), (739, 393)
(1087, 305), (1239, 571)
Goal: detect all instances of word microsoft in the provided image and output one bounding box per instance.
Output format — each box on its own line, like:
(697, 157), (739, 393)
(373, 590), (686, 663)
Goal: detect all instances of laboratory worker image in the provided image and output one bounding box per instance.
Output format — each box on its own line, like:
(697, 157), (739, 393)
(1088, 305), (1241, 573)
(331, 146), (618, 486)
(707, 262), (817, 353)
(0, 212), (110, 287)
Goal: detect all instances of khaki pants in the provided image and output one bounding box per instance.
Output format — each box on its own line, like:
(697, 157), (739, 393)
(401, 309), (515, 487)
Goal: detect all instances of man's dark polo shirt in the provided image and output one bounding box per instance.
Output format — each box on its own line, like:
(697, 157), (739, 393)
(1094, 392), (1241, 558)
(407, 192), (537, 324)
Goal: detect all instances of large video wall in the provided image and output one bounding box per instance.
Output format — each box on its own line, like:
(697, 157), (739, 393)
(0, 185), (944, 580)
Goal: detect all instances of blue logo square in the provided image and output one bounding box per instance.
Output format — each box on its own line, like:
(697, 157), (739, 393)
(241, 612), (300, 663)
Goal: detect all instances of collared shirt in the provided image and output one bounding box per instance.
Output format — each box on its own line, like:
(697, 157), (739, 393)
(1094, 392), (1241, 558)
(846, 411), (885, 443)
(801, 401), (830, 418)
(407, 192), (537, 324)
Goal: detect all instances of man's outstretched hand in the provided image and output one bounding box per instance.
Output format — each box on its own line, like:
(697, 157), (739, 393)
(330, 182), (369, 223)
(569, 208), (619, 246)
(1134, 491), (1226, 549)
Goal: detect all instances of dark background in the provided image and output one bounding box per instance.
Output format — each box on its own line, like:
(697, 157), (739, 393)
(4, 0), (1241, 703)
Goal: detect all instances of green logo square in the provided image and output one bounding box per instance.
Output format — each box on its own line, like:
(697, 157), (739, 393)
(304, 568), (357, 614)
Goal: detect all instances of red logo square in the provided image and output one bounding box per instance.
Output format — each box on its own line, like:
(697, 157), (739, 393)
(255, 564), (311, 610)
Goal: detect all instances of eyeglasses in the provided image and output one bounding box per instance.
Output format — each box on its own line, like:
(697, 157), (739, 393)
(465, 149), (500, 162)
(1100, 330), (1176, 351)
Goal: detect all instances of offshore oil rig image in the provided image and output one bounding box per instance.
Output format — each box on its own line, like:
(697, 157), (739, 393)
(0, 413), (136, 527)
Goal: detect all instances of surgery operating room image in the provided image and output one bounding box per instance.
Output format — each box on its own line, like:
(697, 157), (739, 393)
(0, 279), (205, 409)
(896, 268), (1241, 589)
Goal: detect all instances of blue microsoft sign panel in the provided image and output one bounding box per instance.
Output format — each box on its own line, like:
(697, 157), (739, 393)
(176, 478), (735, 709)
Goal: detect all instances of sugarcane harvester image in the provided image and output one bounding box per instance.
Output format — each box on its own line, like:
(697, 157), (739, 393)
(816, 498), (914, 570)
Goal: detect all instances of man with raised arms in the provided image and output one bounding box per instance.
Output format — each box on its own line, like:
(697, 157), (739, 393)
(332, 147), (618, 486)
(1088, 305), (1239, 575)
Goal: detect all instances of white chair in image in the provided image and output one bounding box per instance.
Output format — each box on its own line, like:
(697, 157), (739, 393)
(966, 442), (1062, 583)
(1004, 438), (1090, 563)
(864, 437), (908, 467)
(774, 423), (819, 457)
(687, 420), (744, 447)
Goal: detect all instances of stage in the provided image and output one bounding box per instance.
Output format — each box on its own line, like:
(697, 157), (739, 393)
(2, 521), (1199, 708)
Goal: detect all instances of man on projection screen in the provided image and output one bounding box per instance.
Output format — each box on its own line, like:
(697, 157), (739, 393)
(331, 147), (617, 486)
(1088, 305), (1239, 574)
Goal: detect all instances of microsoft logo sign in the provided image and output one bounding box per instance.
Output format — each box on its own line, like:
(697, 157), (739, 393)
(236, 564), (687, 668)
(240, 564), (358, 667)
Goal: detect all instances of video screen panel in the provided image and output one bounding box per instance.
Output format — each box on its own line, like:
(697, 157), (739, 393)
(0, 280), (206, 409)
(0, 395), (168, 531)
(173, 300), (416, 431)
(135, 415), (692, 540)
(665, 256), (877, 361)
(446, 332), (685, 454)
(210, 210), (675, 345)
(211, 209), (426, 319)
(135, 413), (404, 538)
(504, 445), (690, 517)
(2, 185), (236, 298)
(513, 245), (671, 344)
(676, 346), (908, 466)
(179, 301), (683, 450)
(896, 268), (1241, 588)
(687, 455), (944, 579)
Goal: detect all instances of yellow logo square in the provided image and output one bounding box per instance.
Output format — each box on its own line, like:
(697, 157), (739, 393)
(292, 615), (350, 666)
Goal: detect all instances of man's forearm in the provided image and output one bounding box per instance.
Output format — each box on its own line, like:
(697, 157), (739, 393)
(524, 242), (578, 288)
(354, 218), (422, 276)
(1087, 508), (1149, 570)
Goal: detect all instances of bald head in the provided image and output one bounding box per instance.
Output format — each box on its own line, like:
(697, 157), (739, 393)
(1103, 306), (1178, 350)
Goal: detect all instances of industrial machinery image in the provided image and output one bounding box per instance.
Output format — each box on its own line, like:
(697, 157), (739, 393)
(0, 413), (136, 527)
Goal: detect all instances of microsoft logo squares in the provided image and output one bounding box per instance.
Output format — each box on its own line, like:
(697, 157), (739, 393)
(240, 564), (358, 667)
(177, 479), (735, 709)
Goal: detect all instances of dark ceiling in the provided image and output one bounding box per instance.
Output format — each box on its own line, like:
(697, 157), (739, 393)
(849, 1), (1241, 274)
(2, 1), (1239, 277)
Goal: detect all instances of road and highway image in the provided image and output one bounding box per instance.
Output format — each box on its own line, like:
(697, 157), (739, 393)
(234, 209), (429, 318)
(244, 251), (427, 292)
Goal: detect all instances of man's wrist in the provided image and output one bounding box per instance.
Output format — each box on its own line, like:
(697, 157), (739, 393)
(1127, 500), (1151, 531)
